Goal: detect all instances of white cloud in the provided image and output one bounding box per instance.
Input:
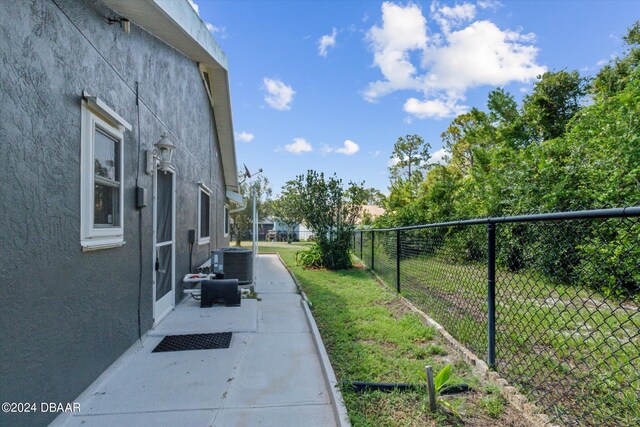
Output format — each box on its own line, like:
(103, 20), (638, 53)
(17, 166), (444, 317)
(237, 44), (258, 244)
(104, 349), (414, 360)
(318, 28), (337, 57)
(205, 22), (227, 39)
(432, 2), (476, 34)
(364, 2), (428, 101)
(423, 21), (546, 91)
(477, 0), (503, 10)
(404, 97), (468, 119)
(284, 138), (312, 154)
(263, 78), (295, 110)
(428, 148), (449, 165)
(321, 144), (334, 154)
(364, 2), (546, 120)
(335, 140), (360, 155)
(322, 140), (361, 155)
(236, 131), (254, 142)
(187, 0), (200, 15)
(369, 150), (381, 157)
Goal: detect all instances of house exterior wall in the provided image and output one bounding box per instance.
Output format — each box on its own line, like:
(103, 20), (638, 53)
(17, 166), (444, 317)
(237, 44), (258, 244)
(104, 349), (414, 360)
(0, 1), (229, 425)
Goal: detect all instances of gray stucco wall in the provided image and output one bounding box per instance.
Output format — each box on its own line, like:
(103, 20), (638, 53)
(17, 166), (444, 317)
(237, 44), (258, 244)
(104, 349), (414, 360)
(0, 1), (229, 425)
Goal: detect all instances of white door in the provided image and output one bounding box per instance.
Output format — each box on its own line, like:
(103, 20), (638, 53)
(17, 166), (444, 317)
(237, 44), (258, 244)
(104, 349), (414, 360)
(153, 170), (175, 325)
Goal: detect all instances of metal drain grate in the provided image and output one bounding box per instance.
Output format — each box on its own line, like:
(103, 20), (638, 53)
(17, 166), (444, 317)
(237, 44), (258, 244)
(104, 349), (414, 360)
(152, 332), (232, 353)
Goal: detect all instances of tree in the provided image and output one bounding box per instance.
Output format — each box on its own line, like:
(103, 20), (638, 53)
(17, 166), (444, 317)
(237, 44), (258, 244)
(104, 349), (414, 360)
(590, 20), (639, 100)
(522, 70), (587, 143)
(362, 187), (387, 207)
(440, 108), (494, 177)
(292, 170), (365, 269)
(272, 180), (304, 243)
(487, 88), (528, 148)
(389, 134), (431, 182)
(230, 175), (272, 246)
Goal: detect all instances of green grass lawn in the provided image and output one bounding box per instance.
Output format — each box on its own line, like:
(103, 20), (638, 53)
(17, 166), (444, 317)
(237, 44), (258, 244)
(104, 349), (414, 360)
(256, 242), (526, 427)
(360, 247), (639, 426)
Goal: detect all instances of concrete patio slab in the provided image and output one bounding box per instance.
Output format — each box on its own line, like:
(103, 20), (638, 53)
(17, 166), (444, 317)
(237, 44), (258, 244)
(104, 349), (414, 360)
(223, 332), (330, 408)
(213, 403), (335, 427)
(258, 293), (309, 333)
(67, 409), (217, 427)
(149, 298), (258, 336)
(253, 255), (297, 294)
(52, 254), (348, 427)
(69, 333), (250, 416)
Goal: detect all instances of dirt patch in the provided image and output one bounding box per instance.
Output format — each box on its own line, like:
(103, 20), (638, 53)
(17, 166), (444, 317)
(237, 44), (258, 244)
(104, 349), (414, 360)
(443, 389), (530, 427)
(385, 298), (413, 319)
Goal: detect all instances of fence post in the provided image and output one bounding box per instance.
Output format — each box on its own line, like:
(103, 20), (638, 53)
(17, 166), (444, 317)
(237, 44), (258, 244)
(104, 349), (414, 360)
(371, 230), (375, 272)
(360, 231), (363, 260)
(396, 229), (401, 293)
(487, 222), (496, 369)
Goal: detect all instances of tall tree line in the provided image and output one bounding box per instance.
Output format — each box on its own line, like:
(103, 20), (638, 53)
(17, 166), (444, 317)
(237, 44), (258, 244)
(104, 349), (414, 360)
(376, 22), (639, 297)
(380, 22), (639, 226)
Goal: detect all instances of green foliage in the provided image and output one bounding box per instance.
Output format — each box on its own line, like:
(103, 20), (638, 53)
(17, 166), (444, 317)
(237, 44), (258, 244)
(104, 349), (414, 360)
(591, 20), (639, 100)
(230, 175), (272, 245)
(480, 389), (506, 419)
(378, 22), (640, 297)
(522, 70), (587, 142)
(272, 180), (304, 243)
(292, 170), (366, 270)
(362, 187), (387, 207)
(295, 243), (323, 269)
(389, 134), (431, 182)
(433, 364), (452, 393)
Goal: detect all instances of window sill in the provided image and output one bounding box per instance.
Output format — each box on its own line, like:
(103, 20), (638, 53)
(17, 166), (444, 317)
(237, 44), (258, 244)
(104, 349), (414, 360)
(81, 238), (125, 252)
(198, 238), (210, 246)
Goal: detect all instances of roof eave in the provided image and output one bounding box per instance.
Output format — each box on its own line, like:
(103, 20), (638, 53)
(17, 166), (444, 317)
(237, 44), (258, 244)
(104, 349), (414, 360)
(101, 0), (239, 192)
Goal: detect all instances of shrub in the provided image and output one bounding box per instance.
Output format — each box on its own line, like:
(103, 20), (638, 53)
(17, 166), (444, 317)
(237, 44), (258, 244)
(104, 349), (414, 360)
(296, 243), (324, 269)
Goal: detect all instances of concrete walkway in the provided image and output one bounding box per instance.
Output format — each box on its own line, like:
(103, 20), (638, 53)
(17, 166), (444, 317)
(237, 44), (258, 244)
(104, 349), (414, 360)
(52, 255), (348, 426)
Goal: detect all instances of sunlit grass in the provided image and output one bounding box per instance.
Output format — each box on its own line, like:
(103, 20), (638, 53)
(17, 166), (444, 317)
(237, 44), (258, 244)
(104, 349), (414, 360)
(258, 243), (522, 426)
(359, 250), (639, 426)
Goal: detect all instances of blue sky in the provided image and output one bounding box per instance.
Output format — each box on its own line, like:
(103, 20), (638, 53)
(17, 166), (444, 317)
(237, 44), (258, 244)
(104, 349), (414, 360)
(189, 0), (638, 195)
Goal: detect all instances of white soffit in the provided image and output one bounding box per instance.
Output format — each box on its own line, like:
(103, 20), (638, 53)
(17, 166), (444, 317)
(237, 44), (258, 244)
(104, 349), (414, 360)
(102, 0), (239, 192)
(226, 190), (244, 205)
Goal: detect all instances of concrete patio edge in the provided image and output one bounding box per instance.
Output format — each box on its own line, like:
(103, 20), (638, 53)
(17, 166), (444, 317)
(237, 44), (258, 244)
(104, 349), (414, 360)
(274, 253), (351, 427)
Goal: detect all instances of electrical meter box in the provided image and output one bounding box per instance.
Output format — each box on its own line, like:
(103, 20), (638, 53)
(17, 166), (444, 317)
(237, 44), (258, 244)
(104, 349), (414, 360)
(211, 250), (224, 275)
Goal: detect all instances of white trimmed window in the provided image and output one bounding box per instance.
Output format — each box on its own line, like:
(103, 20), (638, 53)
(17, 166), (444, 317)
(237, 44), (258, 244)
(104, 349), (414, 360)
(198, 184), (211, 245)
(224, 205), (229, 237)
(80, 95), (131, 251)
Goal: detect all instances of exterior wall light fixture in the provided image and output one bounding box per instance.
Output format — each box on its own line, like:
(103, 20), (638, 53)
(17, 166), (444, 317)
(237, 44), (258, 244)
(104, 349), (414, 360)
(107, 17), (130, 33)
(146, 134), (176, 174)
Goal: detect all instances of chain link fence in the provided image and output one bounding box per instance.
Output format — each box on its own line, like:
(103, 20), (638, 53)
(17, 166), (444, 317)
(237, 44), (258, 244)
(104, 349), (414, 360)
(353, 208), (639, 426)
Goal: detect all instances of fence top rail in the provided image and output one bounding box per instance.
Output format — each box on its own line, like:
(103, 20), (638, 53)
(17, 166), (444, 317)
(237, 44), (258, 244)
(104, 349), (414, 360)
(358, 206), (640, 232)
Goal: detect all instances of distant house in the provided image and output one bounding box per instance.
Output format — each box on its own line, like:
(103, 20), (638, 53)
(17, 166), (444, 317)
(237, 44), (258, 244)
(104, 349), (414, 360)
(272, 220), (313, 241)
(357, 205), (386, 224)
(0, 1), (240, 425)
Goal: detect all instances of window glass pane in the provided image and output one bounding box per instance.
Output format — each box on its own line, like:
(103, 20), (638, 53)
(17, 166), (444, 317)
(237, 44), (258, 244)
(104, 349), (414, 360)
(94, 128), (119, 181)
(156, 244), (172, 301)
(200, 191), (210, 238)
(157, 172), (173, 242)
(94, 184), (119, 226)
(224, 207), (229, 234)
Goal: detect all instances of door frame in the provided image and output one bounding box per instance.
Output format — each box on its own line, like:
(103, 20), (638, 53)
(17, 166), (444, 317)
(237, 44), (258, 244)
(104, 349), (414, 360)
(152, 169), (176, 326)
